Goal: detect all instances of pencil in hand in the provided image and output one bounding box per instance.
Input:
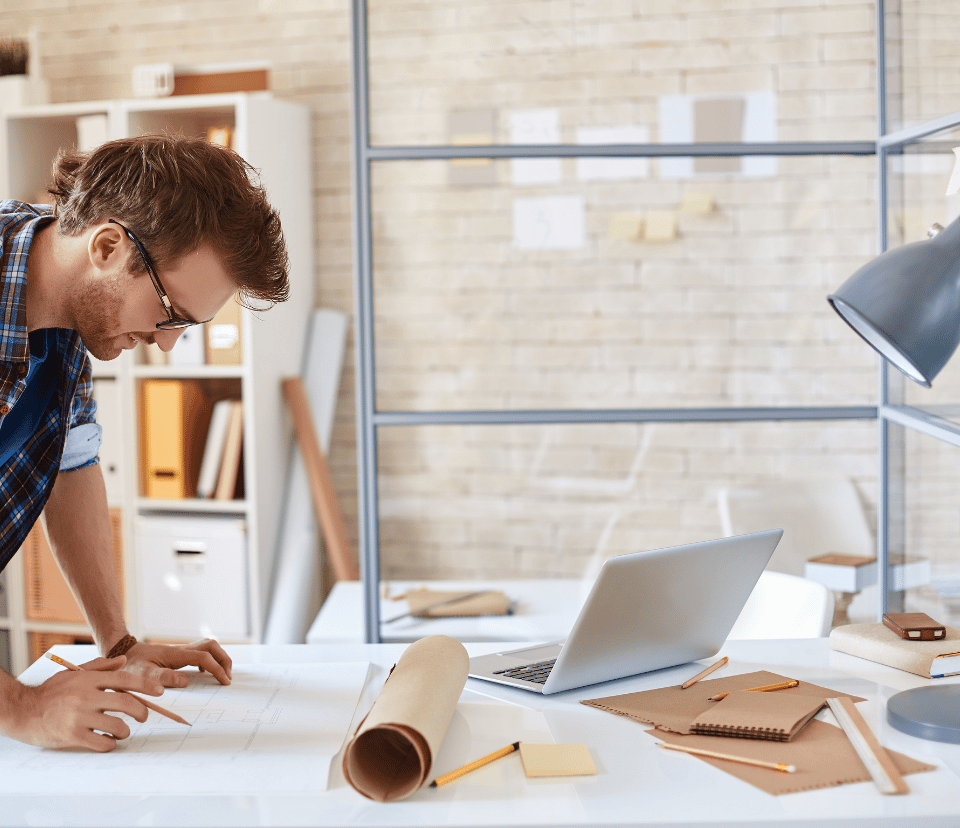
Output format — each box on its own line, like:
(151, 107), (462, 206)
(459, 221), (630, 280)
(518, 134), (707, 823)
(429, 741), (520, 788)
(45, 652), (191, 726)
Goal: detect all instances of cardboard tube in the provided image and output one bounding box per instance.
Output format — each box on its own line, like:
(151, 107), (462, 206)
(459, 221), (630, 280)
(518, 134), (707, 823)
(343, 635), (469, 802)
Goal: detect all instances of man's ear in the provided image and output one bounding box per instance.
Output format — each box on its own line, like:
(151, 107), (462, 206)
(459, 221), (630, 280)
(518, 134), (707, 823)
(88, 222), (127, 272)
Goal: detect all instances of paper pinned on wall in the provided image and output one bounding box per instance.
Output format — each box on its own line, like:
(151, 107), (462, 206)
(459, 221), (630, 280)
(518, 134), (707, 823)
(2, 660), (372, 795)
(576, 125), (650, 181)
(512, 196), (585, 250)
(946, 148), (960, 196)
(510, 109), (562, 185)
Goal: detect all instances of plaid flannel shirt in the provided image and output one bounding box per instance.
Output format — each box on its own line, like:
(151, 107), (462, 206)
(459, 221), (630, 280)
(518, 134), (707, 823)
(0, 201), (98, 572)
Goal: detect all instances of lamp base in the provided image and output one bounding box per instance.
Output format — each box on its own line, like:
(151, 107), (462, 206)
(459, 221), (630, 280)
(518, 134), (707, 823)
(887, 685), (960, 743)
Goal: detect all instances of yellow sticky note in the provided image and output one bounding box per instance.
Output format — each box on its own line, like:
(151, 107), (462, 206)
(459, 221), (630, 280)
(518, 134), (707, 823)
(946, 147), (960, 196)
(644, 210), (677, 241)
(518, 743), (597, 777)
(608, 212), (643, 240)
(681, 192), (715, 214)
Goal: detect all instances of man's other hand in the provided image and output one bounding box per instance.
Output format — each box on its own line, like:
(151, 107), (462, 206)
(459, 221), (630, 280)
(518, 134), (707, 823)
(121, 639), (232, 688)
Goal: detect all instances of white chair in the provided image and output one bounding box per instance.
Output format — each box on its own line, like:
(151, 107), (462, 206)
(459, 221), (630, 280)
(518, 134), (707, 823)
(718, 478), (879, 625)
(727, 571), (834, 639)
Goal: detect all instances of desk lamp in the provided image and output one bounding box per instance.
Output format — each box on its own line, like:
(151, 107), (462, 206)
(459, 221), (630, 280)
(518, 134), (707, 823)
(828, 213), (960, 742)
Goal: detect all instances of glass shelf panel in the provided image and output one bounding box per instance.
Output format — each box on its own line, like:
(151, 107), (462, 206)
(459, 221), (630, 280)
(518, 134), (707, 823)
(372, 154), (879, 412)
(367, 1), (877, 146)
(895, 425), (960, 627)
(375, 419), (878, 592)
(886, 2), (960, 134)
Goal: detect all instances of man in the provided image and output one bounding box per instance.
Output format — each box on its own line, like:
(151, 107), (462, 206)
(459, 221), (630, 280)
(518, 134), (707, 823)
(0, 134), (289, 752)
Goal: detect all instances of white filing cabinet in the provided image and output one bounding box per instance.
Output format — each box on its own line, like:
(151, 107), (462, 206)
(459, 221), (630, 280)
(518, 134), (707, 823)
(136, 515), (248, 641)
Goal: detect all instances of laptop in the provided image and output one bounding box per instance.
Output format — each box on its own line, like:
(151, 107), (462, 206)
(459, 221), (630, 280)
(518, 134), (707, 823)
(468, 529), (782, 694)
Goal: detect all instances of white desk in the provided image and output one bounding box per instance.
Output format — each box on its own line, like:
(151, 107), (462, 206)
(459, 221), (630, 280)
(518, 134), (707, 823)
(4, 640), (960, 827)
(307, 579), (585, 643)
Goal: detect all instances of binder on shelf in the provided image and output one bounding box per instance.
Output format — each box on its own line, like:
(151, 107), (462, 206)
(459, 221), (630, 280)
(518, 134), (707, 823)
(140, 379), (212, 499)
(23, 509), (123, 624)
(166, 325), (205, 366)
(91, 377), (123, 504)
(75, 113), (109, 152)
(205, 297), (242, 365)
(197, 399), (235, 499)
(214, 400), (244, 500)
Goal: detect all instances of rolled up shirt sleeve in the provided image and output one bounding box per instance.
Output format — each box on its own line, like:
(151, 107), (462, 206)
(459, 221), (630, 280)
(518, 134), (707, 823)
(60, 421), (102, 471)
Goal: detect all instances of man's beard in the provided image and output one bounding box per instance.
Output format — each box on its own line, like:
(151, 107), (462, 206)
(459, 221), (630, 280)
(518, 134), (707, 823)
(72, 272), (129, 361)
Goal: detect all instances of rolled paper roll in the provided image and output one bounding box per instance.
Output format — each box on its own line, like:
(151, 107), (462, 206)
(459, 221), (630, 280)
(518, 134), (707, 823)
(342, 635), (469, 802)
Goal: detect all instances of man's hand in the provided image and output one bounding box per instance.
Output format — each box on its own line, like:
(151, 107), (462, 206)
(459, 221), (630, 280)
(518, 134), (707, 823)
(120, 639), (232, 688)
(5, 656), (164, 752)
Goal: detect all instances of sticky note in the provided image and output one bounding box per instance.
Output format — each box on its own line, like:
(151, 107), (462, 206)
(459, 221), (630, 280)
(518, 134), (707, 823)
(681, 192), (715, 214)
(644, 210), (677, 241)
(518, 743), (597, 777)
(608, 212), (643, 240)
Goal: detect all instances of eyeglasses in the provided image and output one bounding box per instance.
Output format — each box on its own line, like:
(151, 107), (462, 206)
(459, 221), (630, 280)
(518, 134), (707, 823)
(108, 219), (211, 330)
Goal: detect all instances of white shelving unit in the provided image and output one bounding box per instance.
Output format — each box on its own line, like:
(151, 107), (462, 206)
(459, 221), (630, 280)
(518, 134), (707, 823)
(0, 92), (313, 675)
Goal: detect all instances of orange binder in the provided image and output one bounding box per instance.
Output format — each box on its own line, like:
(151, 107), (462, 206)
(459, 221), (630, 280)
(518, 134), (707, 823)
(140, 380), (211, 498)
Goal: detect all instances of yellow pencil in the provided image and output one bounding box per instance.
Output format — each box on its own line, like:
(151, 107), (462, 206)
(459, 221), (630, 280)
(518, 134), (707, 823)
(429, 741), (520, 788)
(657, 741), (797, 773)
(708, 678), (800, 702)
(45, 652), (191, 726)
(681, 656), (728, 689)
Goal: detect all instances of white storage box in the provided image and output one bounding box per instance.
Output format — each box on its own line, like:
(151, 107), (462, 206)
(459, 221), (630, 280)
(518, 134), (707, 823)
(136, 515), (247, 640)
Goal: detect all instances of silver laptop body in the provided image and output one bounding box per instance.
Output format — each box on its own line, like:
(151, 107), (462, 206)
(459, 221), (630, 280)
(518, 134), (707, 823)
(468, 529), (783, 694)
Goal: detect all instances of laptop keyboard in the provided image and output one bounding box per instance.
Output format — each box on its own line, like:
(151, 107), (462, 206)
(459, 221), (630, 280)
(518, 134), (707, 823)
(492, 658), (557, 684)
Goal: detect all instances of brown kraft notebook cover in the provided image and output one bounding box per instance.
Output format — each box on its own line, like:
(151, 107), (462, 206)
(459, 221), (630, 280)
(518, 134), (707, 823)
(689, 690), (825, 741)
(582, 670), (865, 735)
(651, 720), (936, 796)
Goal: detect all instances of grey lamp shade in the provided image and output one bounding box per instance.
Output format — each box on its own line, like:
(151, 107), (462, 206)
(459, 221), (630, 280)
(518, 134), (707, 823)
(827, 214), (960, 387)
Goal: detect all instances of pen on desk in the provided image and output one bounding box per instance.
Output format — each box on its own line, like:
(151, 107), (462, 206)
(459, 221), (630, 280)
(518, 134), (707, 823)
(681, 656), (728, 689)
(429, 741), (520, 788)
(382, 590), (491, 624)
(45, 653), (191, 726)
(708, 678), (800, 702)
(657, 741), (797, 773)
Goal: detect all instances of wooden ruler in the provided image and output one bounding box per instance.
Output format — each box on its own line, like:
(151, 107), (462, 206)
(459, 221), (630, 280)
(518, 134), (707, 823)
(826, 697), (909, 795)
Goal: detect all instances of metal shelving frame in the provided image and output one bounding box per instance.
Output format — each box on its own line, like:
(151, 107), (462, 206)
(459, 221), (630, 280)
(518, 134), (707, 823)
(350, 0), (943, 641)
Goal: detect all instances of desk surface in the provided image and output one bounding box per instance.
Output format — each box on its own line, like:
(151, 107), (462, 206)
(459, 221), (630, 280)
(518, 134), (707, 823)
(306, 579), (585, 643)
(4, 639), (960, 828)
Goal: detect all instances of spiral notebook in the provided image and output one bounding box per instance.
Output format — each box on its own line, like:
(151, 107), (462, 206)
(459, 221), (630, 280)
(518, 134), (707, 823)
(689, 689), (825, 741)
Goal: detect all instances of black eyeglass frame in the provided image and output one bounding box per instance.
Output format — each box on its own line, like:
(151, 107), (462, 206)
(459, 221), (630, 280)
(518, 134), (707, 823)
(108, 219), (211, 330)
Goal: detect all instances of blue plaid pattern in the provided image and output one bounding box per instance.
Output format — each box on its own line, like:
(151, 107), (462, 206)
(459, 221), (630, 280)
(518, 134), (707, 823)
(0, 201), (97, 572)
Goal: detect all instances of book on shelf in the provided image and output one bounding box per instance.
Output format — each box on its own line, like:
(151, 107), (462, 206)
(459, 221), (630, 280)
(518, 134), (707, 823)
(196, 399), (235, 499)
(214, 400), (244, 500)
(830, 622), (960, 678)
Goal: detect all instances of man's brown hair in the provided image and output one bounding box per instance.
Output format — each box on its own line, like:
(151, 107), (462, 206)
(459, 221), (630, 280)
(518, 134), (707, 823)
(48, 133), (289, 308)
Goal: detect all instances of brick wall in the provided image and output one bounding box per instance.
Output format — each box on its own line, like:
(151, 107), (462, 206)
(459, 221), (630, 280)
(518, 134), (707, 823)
(2, 2), (957, 603)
